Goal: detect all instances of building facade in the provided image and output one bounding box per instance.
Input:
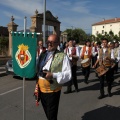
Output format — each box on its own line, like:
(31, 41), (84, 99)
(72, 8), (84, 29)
(7, 10), (60, 56)
(92, 18), (120, 36)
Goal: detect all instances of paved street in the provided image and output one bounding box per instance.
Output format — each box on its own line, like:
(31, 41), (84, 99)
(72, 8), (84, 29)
(0, 63), (120, 120)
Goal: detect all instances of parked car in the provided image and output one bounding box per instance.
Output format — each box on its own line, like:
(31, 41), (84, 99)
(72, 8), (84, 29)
(5, 59), (14, 74)
(5, 58), (38, 77)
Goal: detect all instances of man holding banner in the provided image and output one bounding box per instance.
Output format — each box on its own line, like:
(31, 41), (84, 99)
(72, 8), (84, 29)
(36, 34), (72, 120)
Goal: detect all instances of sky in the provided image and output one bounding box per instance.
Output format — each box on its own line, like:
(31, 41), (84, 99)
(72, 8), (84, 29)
(0, 0), (120, 34)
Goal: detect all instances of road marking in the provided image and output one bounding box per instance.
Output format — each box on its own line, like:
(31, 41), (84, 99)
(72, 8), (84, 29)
(0, 86), (22, 96)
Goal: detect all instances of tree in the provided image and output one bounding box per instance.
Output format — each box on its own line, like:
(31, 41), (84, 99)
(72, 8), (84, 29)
(64, 28), (87, 44)
(0, 36), (9, 55)
(64, 29), (73, 41)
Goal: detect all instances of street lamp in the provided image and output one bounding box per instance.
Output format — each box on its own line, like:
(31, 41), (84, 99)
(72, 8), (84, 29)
(71, 26), (73, 38)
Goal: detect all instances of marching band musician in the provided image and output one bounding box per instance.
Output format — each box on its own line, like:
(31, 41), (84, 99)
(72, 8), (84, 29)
(93, 38), (115, 99)
(91, 42), (98, 67)
(80, 39), (92, 84)
(114, 41), (120, 74)
(109, 42), (117, 76)
(64, 39), (80, 94)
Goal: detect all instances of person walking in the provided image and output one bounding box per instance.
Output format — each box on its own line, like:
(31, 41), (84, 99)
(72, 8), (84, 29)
(35, 34), (72, 120)
(64, 39), (79, 93)
(114, 41), (120, 74)
(80, 39), (92, 84)
(93, 38), (115, 99)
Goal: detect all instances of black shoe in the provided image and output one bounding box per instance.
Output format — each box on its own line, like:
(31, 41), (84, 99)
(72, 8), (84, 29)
(64, 90), (72, 94)
(98, 95), (105, 99)
(95, 74), (98, 77)
(75, 89), (79, 92)
(84, 81), (88, 84)
(114, 71), (118, 74)
(108, 93), (112, 97)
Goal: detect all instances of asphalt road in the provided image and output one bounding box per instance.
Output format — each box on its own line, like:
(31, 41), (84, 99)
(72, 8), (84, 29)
(0, 64), (120, 120)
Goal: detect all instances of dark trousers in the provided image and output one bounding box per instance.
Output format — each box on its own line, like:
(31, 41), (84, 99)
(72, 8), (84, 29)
(66, 65), (78, 91)
(114, 62), (118, 73)
(99, 67), (114, 95)
(82, 65), (90, 82)
(40, 90), (61, 120)
(92, 56), (97, 66)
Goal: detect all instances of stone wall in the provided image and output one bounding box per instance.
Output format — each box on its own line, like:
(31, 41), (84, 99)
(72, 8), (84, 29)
(0, 56), (11, 65)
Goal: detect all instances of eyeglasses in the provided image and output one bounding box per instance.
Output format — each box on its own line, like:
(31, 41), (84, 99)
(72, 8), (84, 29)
(46, 40), (58, 45)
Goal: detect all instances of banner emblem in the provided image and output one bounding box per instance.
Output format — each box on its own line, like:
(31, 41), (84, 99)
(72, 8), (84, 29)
(15, 44), (32, 68)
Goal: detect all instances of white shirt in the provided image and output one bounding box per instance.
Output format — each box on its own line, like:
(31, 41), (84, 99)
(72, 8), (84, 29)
(39, 51), (72, 84)
(37, 48), (45, 59)
(65, 47), (80, 60)
(80, 46), (89, 56)
(114, 47), (120, 62)
(97, 48), (114, 60)
(92, 46), (98, 56)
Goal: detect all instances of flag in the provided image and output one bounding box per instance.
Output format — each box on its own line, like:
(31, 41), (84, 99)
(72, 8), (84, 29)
(12, 32), (37, 78)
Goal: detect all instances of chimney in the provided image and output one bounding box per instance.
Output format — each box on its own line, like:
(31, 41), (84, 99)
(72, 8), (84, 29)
(103, 18), (105, 21)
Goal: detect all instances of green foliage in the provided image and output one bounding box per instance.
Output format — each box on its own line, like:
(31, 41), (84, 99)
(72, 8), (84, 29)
(64, 28), (87, 44)
(63, 28), (120, 44)
(0, 36), (9, 50)
(88, 32), (120, 43)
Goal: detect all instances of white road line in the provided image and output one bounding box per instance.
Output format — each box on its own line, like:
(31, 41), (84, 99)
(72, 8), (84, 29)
(0, 86), (22, 96)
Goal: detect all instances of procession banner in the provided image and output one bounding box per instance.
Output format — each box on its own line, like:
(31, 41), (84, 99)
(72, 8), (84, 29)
(12, 32), (37, 78)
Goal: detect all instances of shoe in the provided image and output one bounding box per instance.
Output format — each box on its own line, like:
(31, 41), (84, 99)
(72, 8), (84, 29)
(84, 81), (88, 84)
(108, 93), (112, 97)
(75, 89), (79, 92)
(64, 91), (72, 94)
(114, 71), (118, 74)
(98, 95), (105, 99)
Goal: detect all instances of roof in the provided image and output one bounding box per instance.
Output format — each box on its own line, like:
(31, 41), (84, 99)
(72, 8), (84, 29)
(31, 10), (61, 23)
(92, 18), (120, 26)
(7, 21), (18, 26)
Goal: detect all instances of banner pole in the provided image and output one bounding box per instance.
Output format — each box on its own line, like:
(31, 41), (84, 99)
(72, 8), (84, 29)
(43, 0), (46, 47)
(23, 77), (25, 120)
(23, 16), (27, 120)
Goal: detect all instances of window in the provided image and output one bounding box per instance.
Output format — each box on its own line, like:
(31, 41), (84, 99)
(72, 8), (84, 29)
(96, 31), (98, 35)
(102, 30), (104, 34)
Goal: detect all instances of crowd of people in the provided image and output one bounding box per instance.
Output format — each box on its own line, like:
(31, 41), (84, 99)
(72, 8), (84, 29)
(35, 35), (120, 120)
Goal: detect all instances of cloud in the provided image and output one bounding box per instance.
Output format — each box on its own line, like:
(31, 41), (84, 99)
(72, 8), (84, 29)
(0, 0), (118, 34)
(71, 1), (91, 14)
(0, 0), (44, 15)
(3, 11), (22, 20)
